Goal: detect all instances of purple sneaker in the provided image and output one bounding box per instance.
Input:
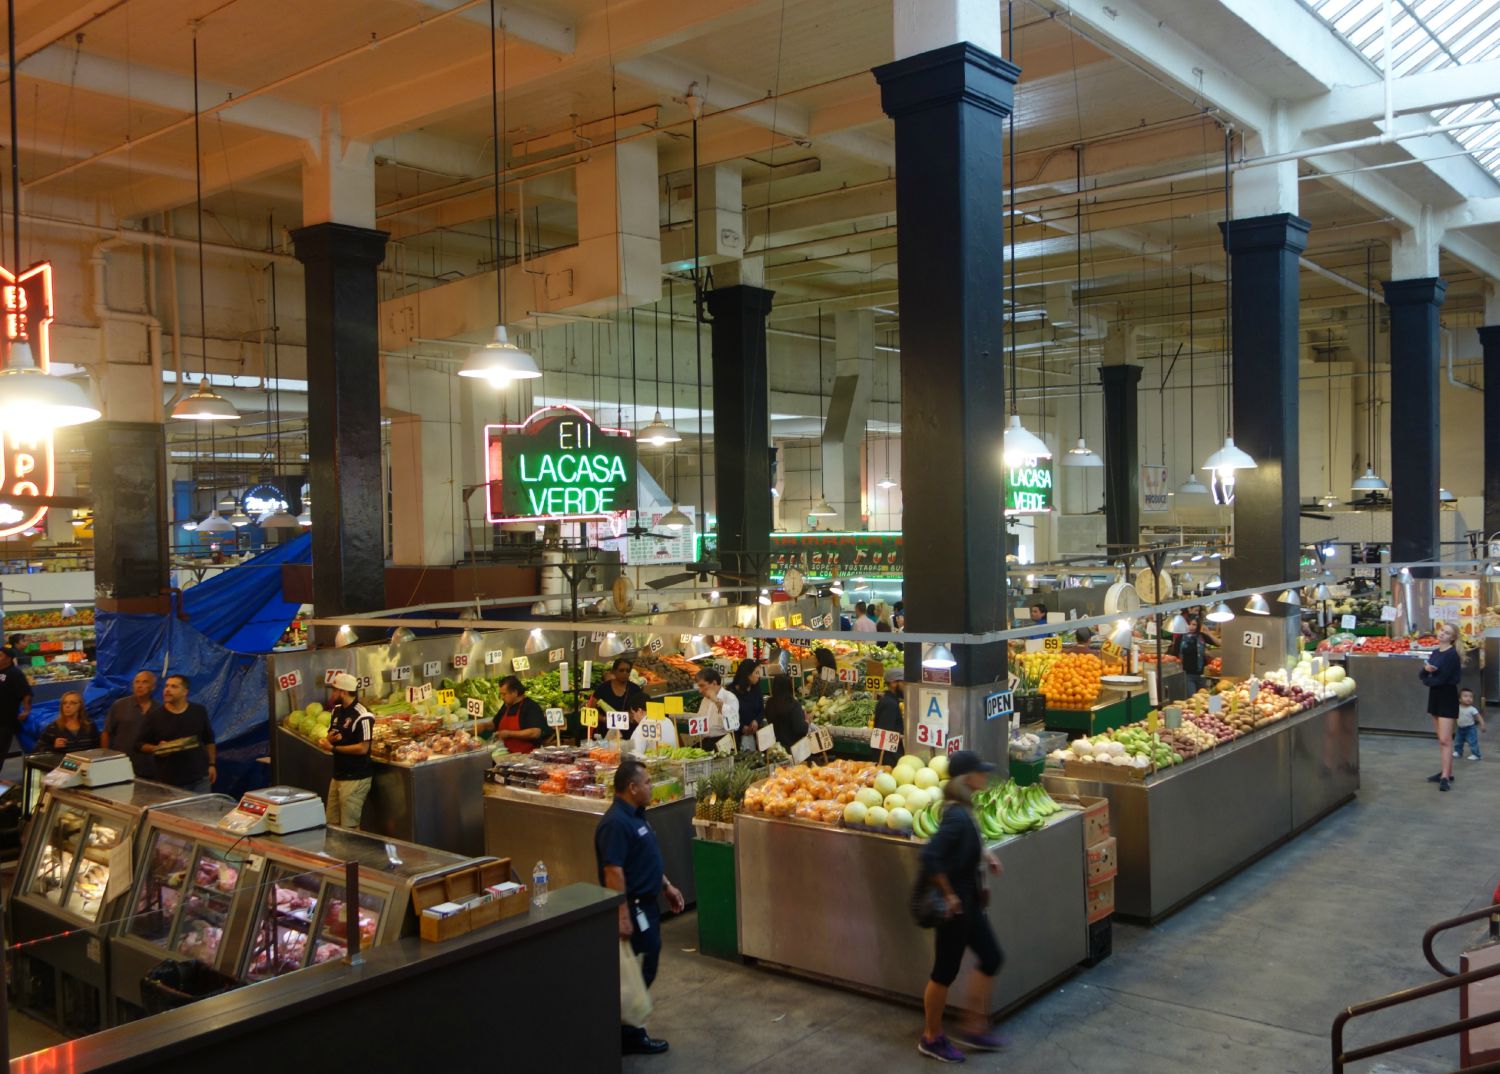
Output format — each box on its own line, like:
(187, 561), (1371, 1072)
(953, 1026), (1011, 1052)
(917, 1035), (967, 1063)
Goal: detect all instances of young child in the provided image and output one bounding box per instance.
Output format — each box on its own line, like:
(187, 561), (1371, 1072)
(1455, 688), (1486, 760)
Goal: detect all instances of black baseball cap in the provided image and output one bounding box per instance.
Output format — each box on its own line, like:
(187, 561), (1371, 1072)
(946, 750), (997, 777)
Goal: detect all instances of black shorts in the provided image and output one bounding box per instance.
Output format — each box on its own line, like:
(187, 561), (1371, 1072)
(1429, 685), (1460, 719)
(930, 908), (1003, 986)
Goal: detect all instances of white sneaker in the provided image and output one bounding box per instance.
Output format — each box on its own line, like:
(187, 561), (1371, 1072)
(1468, 755), (1481, 761)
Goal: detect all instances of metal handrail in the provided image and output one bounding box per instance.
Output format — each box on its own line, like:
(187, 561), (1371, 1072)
(1422, 902), (1500, 977)
(1332, 958), (1500, 1072)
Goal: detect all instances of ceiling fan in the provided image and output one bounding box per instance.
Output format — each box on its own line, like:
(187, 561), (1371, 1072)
(1344, 491), (1392, 510)
(1298, 500), (1334, 521)
(646, 558), (726, 589)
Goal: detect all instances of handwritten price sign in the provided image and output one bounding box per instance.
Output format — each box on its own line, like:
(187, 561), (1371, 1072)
(1101, 640), (1125, 659)
(1043, 636), (1063, 652)
(914, 723), (946, 749)
(545, 708), (567, 728)
(484, 650), (504, 666)
(639, 719), (662, 743)
(423, 661), (441, 678)
(579, 707), (600, 729)
(686, 715), (710, 736)
(277, 670), (302, 692)
(436, 689), (456, 705)
(512, 655), (531, 672)
(548, 648), (566, 664)
(864, 675), (885, 692)
(606, 710), (631, 731)
(466, 698), (485, 719)
(452, 653), (470, 668)
(869, 728), (902, 753)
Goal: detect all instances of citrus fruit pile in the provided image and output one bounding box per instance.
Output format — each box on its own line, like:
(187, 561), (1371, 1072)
(1041, 653), (1104, 709)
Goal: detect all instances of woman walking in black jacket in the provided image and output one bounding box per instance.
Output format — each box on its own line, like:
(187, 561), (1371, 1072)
(917, 751), (1006, 1061)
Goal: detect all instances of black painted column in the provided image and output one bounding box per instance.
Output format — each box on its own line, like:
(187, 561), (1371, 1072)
(87, 421), (169, 612)
(292, 222), (389, 628)
(1478, 324), (1500, 540)
(1099, 365), (1142, 549)
(1384, 277), (1446, 570)
(1220, 214), (1309, 591)
(875, 43), (1017, 686)
(706, 285), (774, 572)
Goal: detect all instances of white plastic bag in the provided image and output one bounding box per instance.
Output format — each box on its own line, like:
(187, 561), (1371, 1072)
(619, 939), (654, 1028)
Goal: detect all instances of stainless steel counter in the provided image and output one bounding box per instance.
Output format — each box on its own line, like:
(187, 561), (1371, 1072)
(735, 810), (1088, 1015)
(273, 727), (491, 855)
(482, 785), (698, 906)
(1044, 696), (1358, 922)
(1336, 652), (1480, 734)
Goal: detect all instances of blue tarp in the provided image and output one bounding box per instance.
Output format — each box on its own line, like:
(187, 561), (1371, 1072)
(18, 535), (311, 797)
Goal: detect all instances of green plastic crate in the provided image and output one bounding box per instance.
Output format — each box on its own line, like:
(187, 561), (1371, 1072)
(691, 838), (740, 960)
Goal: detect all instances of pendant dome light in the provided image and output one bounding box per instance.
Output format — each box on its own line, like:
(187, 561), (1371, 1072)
(1206, 601), (1235, 623)
(197, 510), (233, 534)
(1062, 148), (1102, 469)
(659, 504), (692, 530)
(638, 300), (680, 445)
(1244, 592), (1271, 615)
(459, 2), (541, 388)
(1200, 127), (1253, 478)
(809, 309), (838, 518)
(171, 34), (237, 423)
(0, 0), (99, 433)
(1352, 246), (1387, 492)
(229, 506), (252, 528)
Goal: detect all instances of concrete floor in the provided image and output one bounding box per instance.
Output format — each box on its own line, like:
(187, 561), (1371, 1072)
(629, 734), (1499, 1073)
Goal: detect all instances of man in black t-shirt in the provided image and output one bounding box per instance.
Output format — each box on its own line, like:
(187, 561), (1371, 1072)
(139, 674), (216, 791)
(325, 672), (375, 828)
(0, 647), (34, 762)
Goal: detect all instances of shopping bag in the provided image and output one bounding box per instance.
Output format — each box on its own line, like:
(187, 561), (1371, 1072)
(619, 940), (654, 1027)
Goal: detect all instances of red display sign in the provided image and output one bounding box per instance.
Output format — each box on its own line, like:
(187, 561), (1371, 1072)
(0, 263), (55, 538)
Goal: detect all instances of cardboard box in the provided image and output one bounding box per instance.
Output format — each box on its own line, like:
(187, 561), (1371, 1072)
(1085, 836), (1118, 884)
(1086, 877), (1115, 923)
(1050, 792), (1111, 845)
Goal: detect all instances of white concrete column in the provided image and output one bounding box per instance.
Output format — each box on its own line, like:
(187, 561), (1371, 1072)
(301, 109), (376, 228)
(1233, 107), (1299, 218)
(893, 0), (1001, 59)
(821, 310), (873, 528)
(386, 363), (465, 565)
(1392, 206), (1443, 279)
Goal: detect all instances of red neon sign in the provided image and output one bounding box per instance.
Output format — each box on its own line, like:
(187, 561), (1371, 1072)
(0, 262), (55, 538)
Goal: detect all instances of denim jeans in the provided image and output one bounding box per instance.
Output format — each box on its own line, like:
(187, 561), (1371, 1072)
(1455, 723), (1481, 758)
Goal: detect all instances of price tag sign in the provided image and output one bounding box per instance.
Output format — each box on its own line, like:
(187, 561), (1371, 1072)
(755, 724), (776, 751)
(790, 736), (813, 763)
(466, 698), (485, 720)
(686, 715), (710, 736)
(1247, 681), (1260, 702)
(580, 707), (600, 729)
(865, 675), (885, 692)
(788, 662), (802, 680)
(1101, 641), (1124, 660)
(512, 655), (531, 672)
(453, 653), (470, 668)
(679, 634), (694, 645)
(1340, 614), (1357, 631)
(649, 637), (664, 653)
(392, 665), (413, 681)
(277, 669), (303, 692)
(915, 688), (949, 750)
(1380, 605), (1398, 622)
(663, 695), (685, 714)
(1043, 635), (1063, 652)
(814, 726), (833, 753)
(548, 648), (565, 664)
(1208, 694), (1224, 714)
(869, 728), (902, 753)
(356, 674), (373, 690)
(406, 684), (433, 704)
(606, 710), (631, 731)
(545, 707), (566, 728)
(945, 734), (964, 755)
(716, 733), (736, 754)
(790, 613), (804, 627)
(323, 668), (341, 685)
(1147, 709), (1159, 733)
(436, 689), (456, 705)
(1145, 620), (1158, 638)
(1024, 638), (1044, 653)
(647, 702), (666, 720)
(772, 616), (787, 630)
(484, 650), (504, 666)
(838, 666), (860, 684)
(984, 689), (1014, 720)
(1242, 630), (1265, 650)
(423, 661), (441, 678)
(914, 722), (946, 749)
(639, 719), (662, 743)
(724, 708), (741, 732)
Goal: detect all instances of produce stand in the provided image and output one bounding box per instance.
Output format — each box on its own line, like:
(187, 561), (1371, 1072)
(9, 780), (220, 1033)
(1332, 651), (1479, 735)
(272, 726), (491, 855)
(1043, 695), (1359, 922)
(735, 808), (1088, 1014)
(1043, 686), (1149, 736)
(109, 795), (478, 1019)
(482, 782), (699, 906)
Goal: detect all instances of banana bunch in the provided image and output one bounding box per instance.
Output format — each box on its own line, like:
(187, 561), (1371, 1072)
(912, 798), (945, 839)
(972, 781), (1063, 839)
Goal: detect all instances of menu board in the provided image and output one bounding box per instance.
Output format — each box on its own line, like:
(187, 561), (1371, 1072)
(1432, 578), (1480, 637)
(591, 509), (698, 565)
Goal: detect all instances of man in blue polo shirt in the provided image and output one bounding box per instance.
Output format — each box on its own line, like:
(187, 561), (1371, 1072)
(595, 756), (685, 1056)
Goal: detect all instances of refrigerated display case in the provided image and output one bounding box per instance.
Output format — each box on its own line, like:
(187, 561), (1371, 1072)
(109, 797), (481, 1018)
(8, 781), (223, 1032)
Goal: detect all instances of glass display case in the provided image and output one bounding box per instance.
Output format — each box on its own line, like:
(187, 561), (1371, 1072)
(239, 869), (381, 981)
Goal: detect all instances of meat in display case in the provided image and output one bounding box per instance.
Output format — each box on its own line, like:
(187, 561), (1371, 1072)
(8, 780), (224, 1033)
(109, 796), (483, 1017)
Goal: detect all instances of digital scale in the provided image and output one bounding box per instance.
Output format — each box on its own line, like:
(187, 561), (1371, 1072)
(218, 785), (326, 836)
(41, 749), (135, 789)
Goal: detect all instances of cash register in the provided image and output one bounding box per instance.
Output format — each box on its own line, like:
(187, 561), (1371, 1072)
(218, 785), (326, 836)
(41, 748), (135, 790)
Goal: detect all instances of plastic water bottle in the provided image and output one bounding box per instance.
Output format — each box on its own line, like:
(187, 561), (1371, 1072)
(532, 860), (549, 907)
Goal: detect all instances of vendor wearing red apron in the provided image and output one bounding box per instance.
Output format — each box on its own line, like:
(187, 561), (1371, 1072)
(494, 675), (546, 754)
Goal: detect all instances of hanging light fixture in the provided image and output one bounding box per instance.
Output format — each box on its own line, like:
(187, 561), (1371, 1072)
(1200, 127), (1253, 476)
(1244, 592), (1270, 615)
(260, 508), (299, 530)
(1440, 488), (1456, 503)
(757, 588), (772, 606)
(637, 299), (680, 445)
(809, 308), (842, 519)
(390, 626), (416, 648)
(228, 506), (251, 528)
(1206, 574), (1223, 589)
(196, 510), (233, 534)
(525, 628), (548, 655)
(182, 519), (199, 532)
(1349, 246), (1387, 493)
(296, 505), (312, 527)
(170, 34), (237, 423)
(1003, 414), (1052, 465)
(1167, 612), (1190, 634)
(638, 412), (680, 446)
(334, 624), (357, 648)
(459, 626), (482, 650)
(1109, 621), (1134, 648)
(922, 643), (957, 670)
(599, 633), (627, 657)
(1277, 588), (1302, 608)
(1313, 583), (1332, 601)
(878, 342), (900, 488)
(1062, 148), (1103, 469)
(1177, 275), (1208, 495)
(1351, 467), (1388, 491)
(809, 497), (837, 517)
(459, 2), (540, 389)
(1206, 602), (1235, 623)
(659, 504), (692, 529)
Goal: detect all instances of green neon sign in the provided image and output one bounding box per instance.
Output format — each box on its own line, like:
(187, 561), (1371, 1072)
(488, 406), (638, 521)
(1005, 457), (1053, 514)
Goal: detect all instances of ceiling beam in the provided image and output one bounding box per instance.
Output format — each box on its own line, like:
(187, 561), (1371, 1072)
(1293, 57), (1500, 132)
(406, 0), (576, 54)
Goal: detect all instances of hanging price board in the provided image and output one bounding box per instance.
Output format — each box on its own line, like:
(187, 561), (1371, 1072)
(452, 653), (470, 668)
(686, 715), (710, 736)
(436, 689), (456, 706)
(512, 655), (531, 672)
(276, 670), (303, 692)
(545, 708), (567, 728)
(466, 698), (485, 719)
(606, 710), (631, 731)
(423, 661), (441, 678)
(484, 650), (504, 666)
(580, 707), (600, 729)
